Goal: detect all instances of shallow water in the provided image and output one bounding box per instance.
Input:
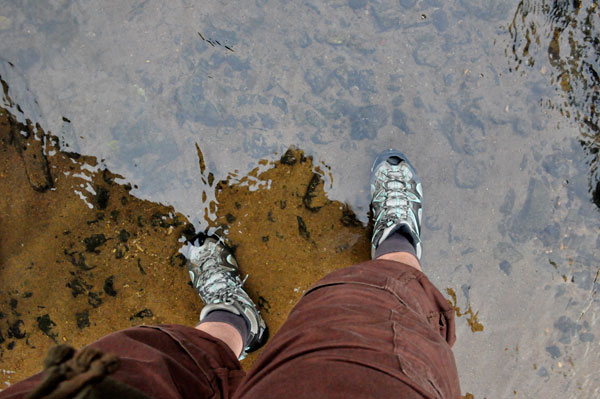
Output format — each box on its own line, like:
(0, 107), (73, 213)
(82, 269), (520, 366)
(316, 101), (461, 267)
(0, 0), (599, 397)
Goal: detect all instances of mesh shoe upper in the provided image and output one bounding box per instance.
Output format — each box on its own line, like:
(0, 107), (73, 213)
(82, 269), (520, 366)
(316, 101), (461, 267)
(185, 237), (268, 358)
(370, 150), (423, 259)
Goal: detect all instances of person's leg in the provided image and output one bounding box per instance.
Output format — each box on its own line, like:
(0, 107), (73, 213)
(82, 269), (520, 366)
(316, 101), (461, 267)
(235, 260), (459, 399)
(196, 322), (244, 358)
(234, 150), (460, 399)
(0, 325), (245, 399)
(375, 231), (422, 271)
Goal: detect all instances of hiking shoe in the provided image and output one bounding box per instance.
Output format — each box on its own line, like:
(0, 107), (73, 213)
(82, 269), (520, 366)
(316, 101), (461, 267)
(185, 236), (268, 358)
(370, 149), (423, 260)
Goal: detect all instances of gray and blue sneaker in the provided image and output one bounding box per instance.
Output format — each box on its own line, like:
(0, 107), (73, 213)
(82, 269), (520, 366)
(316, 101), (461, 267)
(370, 149), (423, 259)
(185, 236), (268, 358)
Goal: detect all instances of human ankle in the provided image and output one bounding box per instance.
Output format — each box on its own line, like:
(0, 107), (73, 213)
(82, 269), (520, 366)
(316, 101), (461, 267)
(196, 321), (244, 358)
(376, 252), (422, 272)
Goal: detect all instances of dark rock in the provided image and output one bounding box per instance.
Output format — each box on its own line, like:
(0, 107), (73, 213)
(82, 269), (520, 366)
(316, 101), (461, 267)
(431, 9), (449, 32)
(84, 234), (107, 253)
(110, 210), (120, 221)
(258, 113), (275, 129)
(392, 108), (412, 134)
(88, 292), (102, 308)
(94, 186), (109, 209)
(297, 216), (310, 240)
(459, 0), (512, 21)
(22, 292), (33, 298)
(461, 284), (471, 302)
(368, 4), (401, 31)
(350, 105), (388, 140)
(151, 212), (169, 228)
(545, 345), (561, 359)
(499, 188), (515, 215)
(130, 309), (153, 320)
(298, 32), (312, 48)
(304, 69), (331, 94)
(399, 0), (417, 7)
(340, 205), (361, 227)
(392, 95), (404, 107)
(9, 298), (18, 313)
(199, 102), (221, 127)
(348, 0), (367, 10)
(272, 97), (288, 113)
(333, 67), (376, 93)
(37, 314), (57, 343)
(499, 260), (512, 276)
(554, 316), (581, 344)
(170, 254), (187, 268)
(262, 236), (269, 242)
(103, 276), (117, 297)
(67, 276), (91, 298)
(454, 158), (484, 189)
(257, 296), (271, 313)
(579, 332), (595, 342)
(493, 242), (523, 264)
(542, 153), (570, 178)
(137, 258), (146, 275)
(305, 110), (326, 128)
(7, 341), (15, 350)
(118, 229), (130, 242)
(226, 213), (236, 223)
(76, 310), (90, 329)
(539, 223), (561, 247)
(510, 178), (553, 243)
(7, 320), (26, 339)
(280, 149), (297, 165)
(592, 180), (600, 209)
(303, 173), (324, 212)
(537, 367), (549, 377)
(66, 251), (95, 271)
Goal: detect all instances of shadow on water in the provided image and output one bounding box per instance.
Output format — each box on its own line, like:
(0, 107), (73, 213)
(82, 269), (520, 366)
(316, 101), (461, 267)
(507, 0), (600, 207)
(0, 73), (375, 382)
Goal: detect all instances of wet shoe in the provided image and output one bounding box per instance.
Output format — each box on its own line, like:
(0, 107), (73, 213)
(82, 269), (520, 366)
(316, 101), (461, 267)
(370, 149), (423, 259)
(185, 236), (268, 358)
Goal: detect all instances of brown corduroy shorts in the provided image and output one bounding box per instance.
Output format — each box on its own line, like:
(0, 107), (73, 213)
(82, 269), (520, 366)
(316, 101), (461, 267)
(1, 260), (461, 399)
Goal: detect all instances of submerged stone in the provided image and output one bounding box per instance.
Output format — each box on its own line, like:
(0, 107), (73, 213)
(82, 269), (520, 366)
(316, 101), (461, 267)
(76, 310), (90, 329)
(510, 178), (552, 243)
(103, 276), (117, 297)
(84, 234), (107, 253)
(454, 158), (484, 189)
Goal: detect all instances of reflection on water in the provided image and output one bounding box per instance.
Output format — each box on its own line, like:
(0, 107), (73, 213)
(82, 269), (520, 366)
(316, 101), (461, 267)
(508, 0), (600, 207)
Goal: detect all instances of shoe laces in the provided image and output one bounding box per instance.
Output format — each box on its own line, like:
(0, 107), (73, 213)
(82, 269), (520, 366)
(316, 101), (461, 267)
(376, 169), (410, 224)
(194, 250), (249, 306)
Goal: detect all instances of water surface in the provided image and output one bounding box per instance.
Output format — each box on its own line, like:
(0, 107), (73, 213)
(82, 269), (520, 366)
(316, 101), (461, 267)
(0, 1), (598, 397)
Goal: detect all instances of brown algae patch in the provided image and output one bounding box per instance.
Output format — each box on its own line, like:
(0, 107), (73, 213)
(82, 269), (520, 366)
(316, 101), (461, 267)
(445, 288), (484, 333)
